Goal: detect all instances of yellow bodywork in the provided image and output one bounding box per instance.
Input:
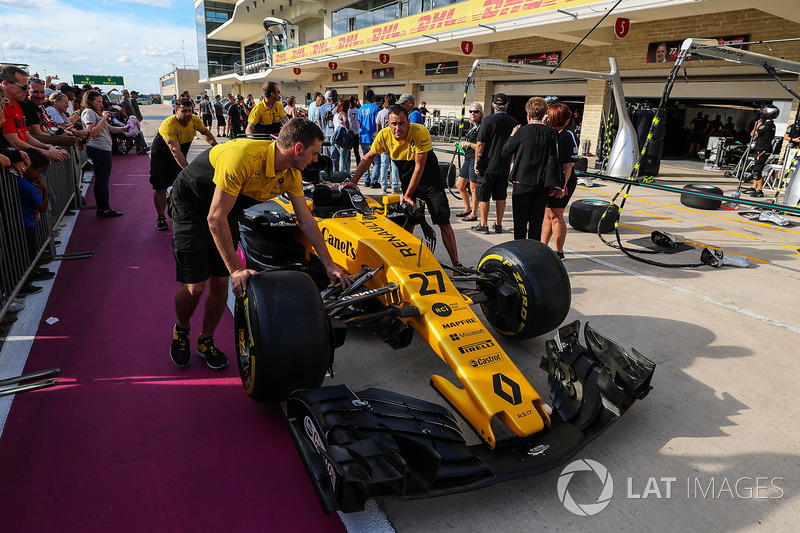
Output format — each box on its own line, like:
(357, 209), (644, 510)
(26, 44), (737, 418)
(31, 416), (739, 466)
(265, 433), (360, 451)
(278, 194), (550, 447)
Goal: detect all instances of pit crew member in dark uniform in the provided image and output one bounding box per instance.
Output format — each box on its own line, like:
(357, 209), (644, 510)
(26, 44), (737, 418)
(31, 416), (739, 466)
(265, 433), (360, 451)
(245, 81), (288, 136)
(345, 105), (460, 266)
(149, 97), (217, 231)
(745, 106), (778, 198)
(169, 118), (351, 370)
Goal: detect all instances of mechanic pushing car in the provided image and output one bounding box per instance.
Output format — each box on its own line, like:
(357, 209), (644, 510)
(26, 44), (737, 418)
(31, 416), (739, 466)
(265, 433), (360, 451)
(344, 104), (461, 266)
(168, 118), (352, 370)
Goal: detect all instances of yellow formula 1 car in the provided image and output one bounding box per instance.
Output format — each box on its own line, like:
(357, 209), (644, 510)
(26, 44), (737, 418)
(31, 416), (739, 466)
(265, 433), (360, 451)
(234, 157), (654, 513)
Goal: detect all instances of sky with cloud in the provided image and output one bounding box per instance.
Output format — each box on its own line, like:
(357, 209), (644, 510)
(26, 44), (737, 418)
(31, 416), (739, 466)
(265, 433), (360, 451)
(0, 0), (198, 95)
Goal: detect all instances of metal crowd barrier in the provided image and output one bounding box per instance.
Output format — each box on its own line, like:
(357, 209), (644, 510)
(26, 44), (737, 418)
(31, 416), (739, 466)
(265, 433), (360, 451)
(1, 146), (90, 323)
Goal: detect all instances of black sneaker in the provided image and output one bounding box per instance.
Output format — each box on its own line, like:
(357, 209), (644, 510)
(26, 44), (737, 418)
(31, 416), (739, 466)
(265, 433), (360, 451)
(170, 325), (191, 367)
(156, 216), (168, 231)
(472, 224), (489, 234)
(197, 336), (229, 370)
(750, 190), (764, 198)
(31, 267), (55, 281)
(370, 182), (381, 189)
(742, 187), (756, 193)
(19, 283), (42, 295)
(492, 224), (503, 234)
(97, 209), (123, 217)
(555, 251), (565, 260)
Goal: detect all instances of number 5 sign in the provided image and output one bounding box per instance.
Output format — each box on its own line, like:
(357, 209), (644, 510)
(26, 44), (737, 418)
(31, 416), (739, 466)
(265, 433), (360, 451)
(614, 18), (630, 39)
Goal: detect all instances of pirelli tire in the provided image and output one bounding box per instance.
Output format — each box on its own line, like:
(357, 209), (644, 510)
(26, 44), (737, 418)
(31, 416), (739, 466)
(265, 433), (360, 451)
(477, 240), (571, 340)
(235, 270), (330, 403)
(680, 184), (723, 210)
(568, 199), (620, 234)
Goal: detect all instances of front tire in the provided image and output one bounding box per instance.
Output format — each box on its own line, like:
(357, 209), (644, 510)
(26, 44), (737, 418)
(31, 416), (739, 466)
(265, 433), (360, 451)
(235, 270), (330, 403)
(477, 240), (571, 340)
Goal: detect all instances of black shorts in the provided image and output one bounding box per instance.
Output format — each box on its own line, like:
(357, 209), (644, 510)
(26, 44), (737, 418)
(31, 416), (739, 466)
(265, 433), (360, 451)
(476, 172), (508, 202)
(171, 205), (238, 284)
(202, 114), (213, 128)
(150, 158), (182, 190)
(217, 116), (226, 126)
(459, 157), (477, 183)
(546, 174), (578, 209)
(412, 184), (451, 226)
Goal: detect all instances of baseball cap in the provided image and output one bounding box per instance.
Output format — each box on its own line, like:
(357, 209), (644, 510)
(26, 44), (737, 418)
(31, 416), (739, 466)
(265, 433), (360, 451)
(236, 94), (243, 99)
(324, 90), (332, 99)
(397, 93), (415, 105)
(493, 93), (509, 106)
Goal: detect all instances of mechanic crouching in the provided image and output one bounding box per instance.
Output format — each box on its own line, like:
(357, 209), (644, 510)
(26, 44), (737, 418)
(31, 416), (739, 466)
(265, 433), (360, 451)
(168, 118), (352, 370)
(344, 105), (461, 266)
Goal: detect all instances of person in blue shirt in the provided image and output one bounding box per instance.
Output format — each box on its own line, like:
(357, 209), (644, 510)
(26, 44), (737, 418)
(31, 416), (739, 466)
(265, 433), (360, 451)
(398, 93), (424, 124)
(17, 148), (56, 282)
(358, 89), (381, 188)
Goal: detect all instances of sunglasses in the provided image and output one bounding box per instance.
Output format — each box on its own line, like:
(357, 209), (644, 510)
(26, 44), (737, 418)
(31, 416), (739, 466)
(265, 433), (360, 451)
(469, 110), (480, 114)
(4, 81), (28, 90)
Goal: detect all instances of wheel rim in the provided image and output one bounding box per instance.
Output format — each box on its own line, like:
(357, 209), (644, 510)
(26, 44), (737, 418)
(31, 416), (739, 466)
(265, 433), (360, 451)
(234, 296), (254, 392)
(583, 199), (611, 206)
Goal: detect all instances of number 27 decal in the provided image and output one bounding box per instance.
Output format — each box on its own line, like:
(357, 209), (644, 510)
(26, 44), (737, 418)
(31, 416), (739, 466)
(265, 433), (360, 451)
(408, 271), (445, 295)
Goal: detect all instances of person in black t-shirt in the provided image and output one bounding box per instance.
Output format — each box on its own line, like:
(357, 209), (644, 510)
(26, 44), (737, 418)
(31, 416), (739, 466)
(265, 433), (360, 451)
(542, 103), (579, 260)
(474, 93), (517, 234)
(745, 106), (778, 198)
(501, 96), (557, 241)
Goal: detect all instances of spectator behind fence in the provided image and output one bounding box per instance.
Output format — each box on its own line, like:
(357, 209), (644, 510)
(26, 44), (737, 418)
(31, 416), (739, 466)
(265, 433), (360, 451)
(81, 90), (127, 217)
(0, 85), (31, 175)
(23, 79), (80, 148)
(541, 102), (579, 260)
(0, 65), (68, 162)
(17, 148), (56, 284)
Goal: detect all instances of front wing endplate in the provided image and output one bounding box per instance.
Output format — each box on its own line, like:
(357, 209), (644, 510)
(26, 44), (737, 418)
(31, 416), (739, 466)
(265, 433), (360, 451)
(286, 320), (655, 513)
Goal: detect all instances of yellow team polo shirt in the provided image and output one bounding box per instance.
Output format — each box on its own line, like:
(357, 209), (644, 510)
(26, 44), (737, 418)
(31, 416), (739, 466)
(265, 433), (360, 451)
(247, 100), (287, 126)
(210, 139), (303, 201)
(370, 124), (432, 161)
(158, 114), (206, 144)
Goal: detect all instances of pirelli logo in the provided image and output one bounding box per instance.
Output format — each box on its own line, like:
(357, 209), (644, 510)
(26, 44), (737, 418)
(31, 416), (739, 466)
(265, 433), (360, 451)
(458, 339), (495, 354)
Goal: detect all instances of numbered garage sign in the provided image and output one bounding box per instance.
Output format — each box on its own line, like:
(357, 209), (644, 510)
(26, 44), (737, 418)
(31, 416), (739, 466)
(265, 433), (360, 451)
(614, 18), (630, 39)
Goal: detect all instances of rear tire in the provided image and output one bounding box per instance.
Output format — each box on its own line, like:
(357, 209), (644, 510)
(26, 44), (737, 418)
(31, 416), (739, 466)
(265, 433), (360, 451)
(680, 184), (723, 210)
(477, 240), (571, 340)
(568, 199), (619, 233)
(235, 270), (330, 403)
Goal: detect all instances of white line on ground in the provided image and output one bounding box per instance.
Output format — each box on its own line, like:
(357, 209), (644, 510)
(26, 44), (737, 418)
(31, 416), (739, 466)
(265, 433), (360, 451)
(568, 249), (800, 335)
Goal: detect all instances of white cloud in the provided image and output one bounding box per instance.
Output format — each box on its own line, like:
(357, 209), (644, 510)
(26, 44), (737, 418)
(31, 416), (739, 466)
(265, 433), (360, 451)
(120, 0), (174, 7)
(0, 4), (197, 94)
(0, 0), (57, 9)
(1, 40), (62, 53)
(141, 44), (174, 57)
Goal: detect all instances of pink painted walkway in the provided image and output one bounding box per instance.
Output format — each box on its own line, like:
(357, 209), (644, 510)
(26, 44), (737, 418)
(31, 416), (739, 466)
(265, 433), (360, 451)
(0, 154), (345, 532)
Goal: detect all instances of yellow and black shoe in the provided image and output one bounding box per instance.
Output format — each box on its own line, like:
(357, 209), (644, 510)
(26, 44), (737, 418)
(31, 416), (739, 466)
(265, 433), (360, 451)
(196, 336), (229, 370)
(170, 325), (191, 367)
(157, 216), (169, 231)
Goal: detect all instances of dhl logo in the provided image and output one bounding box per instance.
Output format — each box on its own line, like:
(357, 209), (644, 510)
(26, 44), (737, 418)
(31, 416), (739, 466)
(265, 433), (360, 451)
(371, 23), (401, 42)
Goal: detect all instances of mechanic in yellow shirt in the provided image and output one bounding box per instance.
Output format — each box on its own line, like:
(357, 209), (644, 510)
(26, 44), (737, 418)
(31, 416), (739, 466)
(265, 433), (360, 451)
(245, 81), (288, 136)
(168, 118), (351, 370)
(149, 97), (217, 230)
(346, 104), (460, 266)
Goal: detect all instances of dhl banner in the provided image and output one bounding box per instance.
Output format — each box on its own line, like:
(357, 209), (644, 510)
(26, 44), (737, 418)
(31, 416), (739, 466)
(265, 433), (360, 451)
(272, 0), (596, 66)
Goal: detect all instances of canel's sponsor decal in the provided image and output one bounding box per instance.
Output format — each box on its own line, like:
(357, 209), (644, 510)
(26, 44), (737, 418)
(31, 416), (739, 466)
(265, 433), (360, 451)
(304, 416), (337, 488)
(468, 352), (502, 367)
(358, 219), (417, 257)
(432, 302), (452, 317)
(321, 227), (357, 260)
(457, 339), (495, 354)
(448, 328), (486, 341)
(442, 318), (477, 329)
